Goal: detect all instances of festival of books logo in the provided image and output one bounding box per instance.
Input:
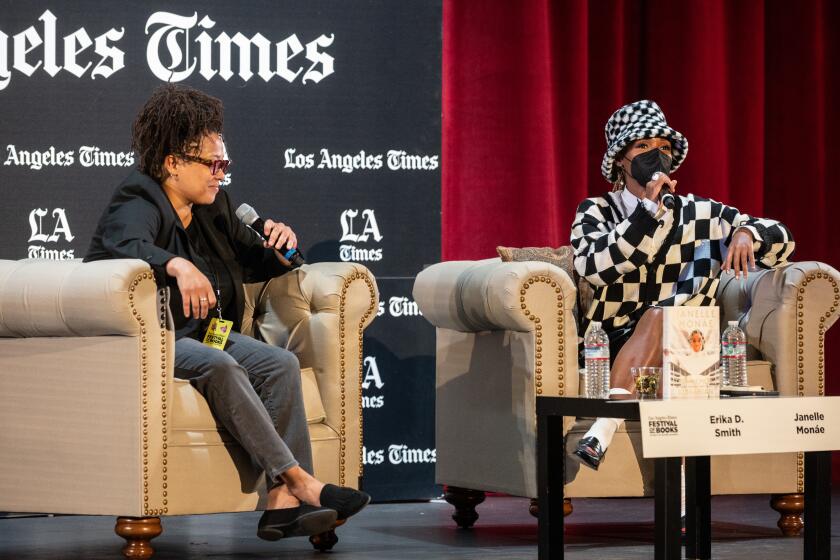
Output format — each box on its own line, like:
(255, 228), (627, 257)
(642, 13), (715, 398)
(647, 415), (680, 437)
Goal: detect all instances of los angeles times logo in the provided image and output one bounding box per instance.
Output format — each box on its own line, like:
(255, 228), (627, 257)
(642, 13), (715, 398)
(27, 208), (75, 260)
(340, 209), (383, 262)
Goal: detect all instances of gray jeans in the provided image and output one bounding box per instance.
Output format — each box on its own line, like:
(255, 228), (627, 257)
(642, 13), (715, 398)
(174, 331), (313, 488)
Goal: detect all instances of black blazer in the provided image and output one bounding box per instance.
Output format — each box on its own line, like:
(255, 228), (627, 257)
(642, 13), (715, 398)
(85, 170), (288, 338)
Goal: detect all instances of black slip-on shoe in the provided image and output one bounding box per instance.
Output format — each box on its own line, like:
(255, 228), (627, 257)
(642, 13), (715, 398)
(319, 484), (371, 521)
(257, 504), (337, 541)
(573, 436), (606, 471)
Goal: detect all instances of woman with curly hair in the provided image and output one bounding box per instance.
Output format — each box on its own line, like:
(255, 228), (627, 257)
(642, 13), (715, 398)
(85, 84), (368, 541)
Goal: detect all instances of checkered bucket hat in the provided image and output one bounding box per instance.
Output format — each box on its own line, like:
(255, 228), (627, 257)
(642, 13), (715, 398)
(601, 100), (688, 183)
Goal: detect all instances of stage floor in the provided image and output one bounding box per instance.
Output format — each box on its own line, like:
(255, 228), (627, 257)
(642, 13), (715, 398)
(1, 493), (838, 559)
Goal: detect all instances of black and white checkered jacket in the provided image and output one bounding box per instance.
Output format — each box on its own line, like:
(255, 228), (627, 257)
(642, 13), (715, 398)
(571, 190), (795, 334)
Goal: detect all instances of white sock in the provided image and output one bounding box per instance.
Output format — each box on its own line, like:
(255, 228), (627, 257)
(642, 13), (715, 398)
(581, 389), (631, 451)
(583, 417), (623, 450)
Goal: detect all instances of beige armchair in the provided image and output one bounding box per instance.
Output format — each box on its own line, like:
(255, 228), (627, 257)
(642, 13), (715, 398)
(413, 255), (840, 534)
(0, 258), (378, 558)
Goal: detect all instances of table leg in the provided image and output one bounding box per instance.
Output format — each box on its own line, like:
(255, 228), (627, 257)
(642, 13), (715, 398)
(538, 414), (565, 559)
(655, 457), (682, 560)
(685, 456), (711, 560)
(804, 450), (831, 560)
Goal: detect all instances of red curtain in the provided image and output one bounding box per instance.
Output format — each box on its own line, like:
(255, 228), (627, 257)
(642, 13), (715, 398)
(444, 0), (839, 259)
(443, 0), (840, 471)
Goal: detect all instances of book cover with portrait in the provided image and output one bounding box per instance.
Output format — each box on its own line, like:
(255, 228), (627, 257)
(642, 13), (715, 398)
(662, 306), (721, 399)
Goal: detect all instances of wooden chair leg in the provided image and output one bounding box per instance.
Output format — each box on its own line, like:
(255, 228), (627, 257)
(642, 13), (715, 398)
(115, 517), (162, 559)
(444, 486), (486, 529)
(310, 519), (345, 551)
(529, 498), (572, 518)
(770, 493), (804, 537)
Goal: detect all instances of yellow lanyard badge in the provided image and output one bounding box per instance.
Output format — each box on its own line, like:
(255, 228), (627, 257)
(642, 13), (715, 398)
(202, 317), (233, 350)
(190, 221), (231, 350)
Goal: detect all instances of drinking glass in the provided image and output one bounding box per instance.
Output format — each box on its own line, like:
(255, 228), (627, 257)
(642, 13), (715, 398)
(631, 366), (662, 400)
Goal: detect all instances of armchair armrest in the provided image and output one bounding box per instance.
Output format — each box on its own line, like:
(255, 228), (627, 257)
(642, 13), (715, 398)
(414, 258), (579, 399)
(416, 259), (579, 496)
(254, 262), (378, 488)
(0, 258), (159, 337)
(719, 261), (840, 396)
(413, 258), (578, 334)
(0, 258), (173, 517)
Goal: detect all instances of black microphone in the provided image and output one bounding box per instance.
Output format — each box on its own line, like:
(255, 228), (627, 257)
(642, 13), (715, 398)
(235, 203), (305, 268)
(659, 181), (676, 210)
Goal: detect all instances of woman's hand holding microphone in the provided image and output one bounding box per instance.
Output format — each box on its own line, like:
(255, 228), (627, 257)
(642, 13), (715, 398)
(645, 171), (678, 211)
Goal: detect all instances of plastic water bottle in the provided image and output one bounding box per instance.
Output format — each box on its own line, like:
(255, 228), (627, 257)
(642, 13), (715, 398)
(583, 322), (610, 398)
(721, 321), (747, 386)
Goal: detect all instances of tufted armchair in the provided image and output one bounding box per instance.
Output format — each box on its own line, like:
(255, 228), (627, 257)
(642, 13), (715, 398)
(0, 258), (378, 558)
(413, 254), (840, 534)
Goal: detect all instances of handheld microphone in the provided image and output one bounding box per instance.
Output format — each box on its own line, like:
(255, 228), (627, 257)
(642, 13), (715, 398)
(660, 187), (675, 210)
(652, 172), (675, 209)
(235, 203), (305, 268)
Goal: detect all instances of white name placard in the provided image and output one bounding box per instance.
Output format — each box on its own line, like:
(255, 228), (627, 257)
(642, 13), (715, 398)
(639, 396), (840, 458)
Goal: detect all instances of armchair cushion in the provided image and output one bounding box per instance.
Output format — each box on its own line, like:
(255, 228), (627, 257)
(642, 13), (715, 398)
(299, 367), (328, 424)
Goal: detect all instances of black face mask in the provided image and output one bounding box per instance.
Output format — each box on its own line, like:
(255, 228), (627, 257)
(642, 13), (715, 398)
(627, 147), (672, 186)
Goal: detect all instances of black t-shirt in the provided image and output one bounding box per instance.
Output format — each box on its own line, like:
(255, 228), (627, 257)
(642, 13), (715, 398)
(185, 219), (236, 338)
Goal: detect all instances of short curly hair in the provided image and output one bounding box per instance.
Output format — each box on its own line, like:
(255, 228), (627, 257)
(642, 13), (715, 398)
(131, 84), (224, 182)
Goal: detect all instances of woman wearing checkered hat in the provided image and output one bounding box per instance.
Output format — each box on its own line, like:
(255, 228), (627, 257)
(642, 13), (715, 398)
(570, 100), (795, 470)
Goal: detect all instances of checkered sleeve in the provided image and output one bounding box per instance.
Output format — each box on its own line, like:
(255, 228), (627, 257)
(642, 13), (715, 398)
(570, 197), (662, 286)
(718, 203), (795, 268)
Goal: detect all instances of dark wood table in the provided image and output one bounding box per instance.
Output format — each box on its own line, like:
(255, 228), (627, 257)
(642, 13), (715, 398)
(536, 396), (832, 560)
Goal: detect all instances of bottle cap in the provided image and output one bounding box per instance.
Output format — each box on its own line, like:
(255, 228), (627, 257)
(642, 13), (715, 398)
(591, 321), (601, 330)
(728, 321), (739, 326)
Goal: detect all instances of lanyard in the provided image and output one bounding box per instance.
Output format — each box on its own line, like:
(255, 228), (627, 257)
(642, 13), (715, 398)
(190, 220), (223, 319)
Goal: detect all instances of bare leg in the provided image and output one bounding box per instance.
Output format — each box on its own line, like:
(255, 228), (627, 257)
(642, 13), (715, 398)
(265, 466), (326, 509)
(267, 484), (300, 509)
(575, 308), (665, 468)
(609, 307), (664, 395)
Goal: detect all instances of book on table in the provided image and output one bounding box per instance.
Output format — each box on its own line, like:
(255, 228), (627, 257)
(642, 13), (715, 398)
(662, 306), (721, 399)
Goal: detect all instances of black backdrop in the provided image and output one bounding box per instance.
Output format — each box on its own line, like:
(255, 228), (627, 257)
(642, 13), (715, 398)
(0, 1), (441, 501)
